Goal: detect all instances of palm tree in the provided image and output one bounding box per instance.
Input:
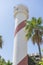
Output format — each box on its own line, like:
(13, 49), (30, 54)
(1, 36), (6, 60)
(0, 35), (3, 48)
(25, 17), (43, 58)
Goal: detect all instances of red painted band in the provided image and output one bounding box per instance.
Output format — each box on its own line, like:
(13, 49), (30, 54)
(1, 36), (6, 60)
(17, 55), (28, 65)
(14, 20), (26, 37)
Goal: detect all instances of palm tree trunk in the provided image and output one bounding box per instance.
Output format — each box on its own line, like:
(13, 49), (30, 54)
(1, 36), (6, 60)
(37, 43), (41, 58)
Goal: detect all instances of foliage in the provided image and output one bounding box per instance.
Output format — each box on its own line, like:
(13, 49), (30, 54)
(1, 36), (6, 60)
(39, 58), (43, 65)
(6, 60), (12, 65)
(0, 56), (6, 65)
(36, 58), (43, 65)
(0, 36), (3, 48)
(25, 17), (43, 58)
(25, 17), (43, 40)
(28, 56), (36, 65)
(0, 56), (12, 65)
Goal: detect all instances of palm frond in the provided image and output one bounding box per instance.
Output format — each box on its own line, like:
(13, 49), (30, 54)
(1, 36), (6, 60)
(37, 17), (42, 25)
(26, 32), (32, 40)
(25, 17), (43, 44)
(32, 34), (36, 44)
(37, 26), (43, 30)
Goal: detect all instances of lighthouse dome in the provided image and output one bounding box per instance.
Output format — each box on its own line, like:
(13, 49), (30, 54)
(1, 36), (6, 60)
(14, 4), (29, 19)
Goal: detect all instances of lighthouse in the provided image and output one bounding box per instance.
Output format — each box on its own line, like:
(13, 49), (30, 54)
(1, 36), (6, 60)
(13, 4), (29, 65)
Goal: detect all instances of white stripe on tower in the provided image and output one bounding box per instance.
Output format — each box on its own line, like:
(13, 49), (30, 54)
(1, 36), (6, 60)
(13, 4), (29, 65)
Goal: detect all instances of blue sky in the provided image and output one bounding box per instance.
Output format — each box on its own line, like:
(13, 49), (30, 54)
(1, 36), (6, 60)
(0, 0), (43, 62)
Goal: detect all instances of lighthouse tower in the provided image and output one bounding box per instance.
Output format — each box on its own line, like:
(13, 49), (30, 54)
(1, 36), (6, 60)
(13, 5), (29, 65)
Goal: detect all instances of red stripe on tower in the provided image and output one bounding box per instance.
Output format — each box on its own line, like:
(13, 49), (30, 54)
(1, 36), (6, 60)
(14, 20), (26, 37)
(17, 55), (28, 65)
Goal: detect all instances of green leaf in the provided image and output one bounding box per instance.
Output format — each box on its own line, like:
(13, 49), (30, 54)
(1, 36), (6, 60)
(37, 17), (42, 25)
